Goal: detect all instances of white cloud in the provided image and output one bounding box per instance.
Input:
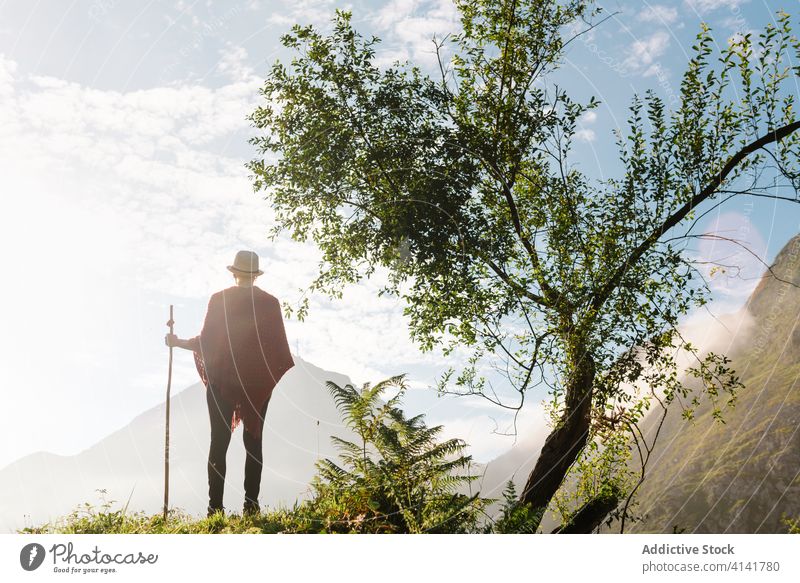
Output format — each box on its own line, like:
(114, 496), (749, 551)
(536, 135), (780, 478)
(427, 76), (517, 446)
(216, 43), (256, 83)
(684, 0), (748, 14)
(370, 0), (461, 68)
(638, 5), (679, 24)
(0, 55), (16, 97)
(393, 16), (443, 46)
(575, 128), (596, 143)
(722, 20), (755, 37)
(266, 0), (343, 29)
(372, 0), (420, 31)
(373, 46), (411, 68)
(624, 30), (670, 77)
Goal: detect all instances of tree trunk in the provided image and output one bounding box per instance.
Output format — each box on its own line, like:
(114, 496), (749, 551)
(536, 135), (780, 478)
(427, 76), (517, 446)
(520, 350), (595, 519)
(550, 490), (620, 533)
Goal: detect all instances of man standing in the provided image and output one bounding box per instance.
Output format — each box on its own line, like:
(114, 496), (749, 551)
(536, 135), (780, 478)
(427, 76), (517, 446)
(166, 250), (294, 517)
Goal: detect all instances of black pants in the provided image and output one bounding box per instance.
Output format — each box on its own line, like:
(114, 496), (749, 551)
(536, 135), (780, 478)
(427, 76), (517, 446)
(206, 386), (270, 513)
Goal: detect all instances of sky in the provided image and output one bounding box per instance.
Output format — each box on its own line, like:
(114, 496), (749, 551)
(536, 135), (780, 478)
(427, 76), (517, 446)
(0, 0), (798, 470)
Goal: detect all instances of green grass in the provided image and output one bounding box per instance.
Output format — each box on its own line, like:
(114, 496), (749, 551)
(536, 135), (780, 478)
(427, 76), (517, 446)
(784, 516), (800, 534)
(19, 499), (494, 534)
(19, 501), (299, 534)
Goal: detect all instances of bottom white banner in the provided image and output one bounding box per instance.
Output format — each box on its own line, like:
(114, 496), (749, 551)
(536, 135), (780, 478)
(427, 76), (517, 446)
(1, 534), (798, 582)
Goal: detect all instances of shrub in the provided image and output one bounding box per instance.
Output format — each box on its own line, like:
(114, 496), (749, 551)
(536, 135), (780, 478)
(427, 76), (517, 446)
(286, 375), (490, 533)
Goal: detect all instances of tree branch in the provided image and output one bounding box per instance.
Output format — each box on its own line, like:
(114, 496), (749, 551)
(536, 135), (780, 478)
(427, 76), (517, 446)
(591, 119), (800, 315)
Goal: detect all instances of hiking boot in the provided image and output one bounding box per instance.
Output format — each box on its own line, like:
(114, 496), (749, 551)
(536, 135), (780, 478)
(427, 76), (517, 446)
(207, 506), (225, 518)
(243, 500), (260, 516)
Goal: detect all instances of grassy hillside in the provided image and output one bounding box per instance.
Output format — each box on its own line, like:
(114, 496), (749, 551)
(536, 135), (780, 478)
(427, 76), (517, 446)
(626, 236), (800, 533)
(627, 356), (800, 533)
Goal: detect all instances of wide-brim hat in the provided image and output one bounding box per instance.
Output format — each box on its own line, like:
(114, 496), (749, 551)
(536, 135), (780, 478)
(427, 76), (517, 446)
(227, 250), (264, 276)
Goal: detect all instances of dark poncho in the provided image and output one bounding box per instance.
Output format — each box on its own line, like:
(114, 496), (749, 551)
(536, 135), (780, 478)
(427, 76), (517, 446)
(189, 285), (294, 437)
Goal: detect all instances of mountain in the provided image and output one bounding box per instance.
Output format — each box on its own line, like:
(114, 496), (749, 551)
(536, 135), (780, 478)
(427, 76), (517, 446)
(624, 234), (800, 533)
(0, 357), (360, 532)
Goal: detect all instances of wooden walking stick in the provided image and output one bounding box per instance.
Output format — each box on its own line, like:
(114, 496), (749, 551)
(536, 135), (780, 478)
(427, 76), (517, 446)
(164, 305), (174, 522)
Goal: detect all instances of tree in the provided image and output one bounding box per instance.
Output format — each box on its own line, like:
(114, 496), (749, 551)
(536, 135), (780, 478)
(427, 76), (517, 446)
(248, 0), (800, 531)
